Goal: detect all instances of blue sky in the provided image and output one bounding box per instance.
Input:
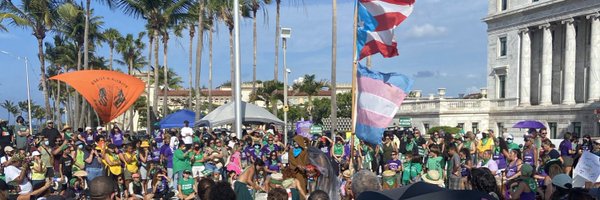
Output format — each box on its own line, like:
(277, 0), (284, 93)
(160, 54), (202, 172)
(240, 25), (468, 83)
(0, 0), (488, 121)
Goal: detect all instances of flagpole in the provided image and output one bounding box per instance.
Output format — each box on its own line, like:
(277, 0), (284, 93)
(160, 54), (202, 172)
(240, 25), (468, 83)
(233, 0), (243, 138)
(349, 0), (359, 175)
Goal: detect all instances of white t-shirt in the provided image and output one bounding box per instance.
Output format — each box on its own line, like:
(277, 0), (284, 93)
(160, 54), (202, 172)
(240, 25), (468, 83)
(181, 127), (194, 144)
(5, 165), (32, 194)
(0, 155), (11, 164)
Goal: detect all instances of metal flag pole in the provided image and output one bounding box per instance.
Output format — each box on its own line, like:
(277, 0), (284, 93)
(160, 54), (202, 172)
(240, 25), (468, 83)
(24, 57), (33, 135)
(233, 0), (243, 138)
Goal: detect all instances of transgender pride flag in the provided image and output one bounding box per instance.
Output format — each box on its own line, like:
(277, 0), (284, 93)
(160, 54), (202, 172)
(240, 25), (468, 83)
(355, 63), (413, 145)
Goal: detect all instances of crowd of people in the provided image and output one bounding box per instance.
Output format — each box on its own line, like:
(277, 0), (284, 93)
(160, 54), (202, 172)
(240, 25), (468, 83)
(0, 115), (599, 200)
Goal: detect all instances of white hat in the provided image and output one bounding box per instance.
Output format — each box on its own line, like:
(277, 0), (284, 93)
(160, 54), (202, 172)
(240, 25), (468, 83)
(4, 146), (14, 152)
(505, 134), (514, 140)
(96, 126), (103, 130)
(31, 151), (41, 156)
(230, 132), (237, 138)
(85, 127), (92, 131)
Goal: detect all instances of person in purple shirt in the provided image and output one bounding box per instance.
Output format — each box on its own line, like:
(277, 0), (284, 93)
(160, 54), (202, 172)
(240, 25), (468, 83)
(80, 127), (96, 145)
(384, 151), (402, 173)
(160, 138), (174, 187)
(110, 126), (124, 148)
(153, 129), (164, 148)
(559, 132), (575, 175)
(150, 142), (162, 162)
(246, 143), (262, 163)
(264, 151), (281, 174)
(260, 136), (280, 158)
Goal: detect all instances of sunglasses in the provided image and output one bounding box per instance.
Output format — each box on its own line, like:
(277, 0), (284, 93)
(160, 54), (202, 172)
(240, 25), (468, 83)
(392, 154), (397, 156)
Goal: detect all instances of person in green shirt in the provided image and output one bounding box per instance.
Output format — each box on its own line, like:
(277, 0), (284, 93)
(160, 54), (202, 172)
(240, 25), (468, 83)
(401, 153), (422, 185)
(173, 142), (192, 188)
(505, 135), (520, 150)
(14, 116), (29, 151)
(177, 169), (196, 200)
(426, 145), (443, 173)
(191, 143), (207, 179)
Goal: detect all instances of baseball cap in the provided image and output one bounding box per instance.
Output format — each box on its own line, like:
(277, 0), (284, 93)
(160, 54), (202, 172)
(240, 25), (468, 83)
(85, 127), (92, 131)
(4, 146), (14, 152)
(46, 120), (53, 124)
(552, 174), (573, 189)
(31, 151), (41, 157)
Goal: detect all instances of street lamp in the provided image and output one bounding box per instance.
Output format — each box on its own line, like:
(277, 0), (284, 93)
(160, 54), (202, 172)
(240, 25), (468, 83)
(281, 27), (291, 145)
(0, 50), (33, 134)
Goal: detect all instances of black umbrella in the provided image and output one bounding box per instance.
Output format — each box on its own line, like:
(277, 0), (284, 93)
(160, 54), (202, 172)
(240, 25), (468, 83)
(357, 182), (496, 200)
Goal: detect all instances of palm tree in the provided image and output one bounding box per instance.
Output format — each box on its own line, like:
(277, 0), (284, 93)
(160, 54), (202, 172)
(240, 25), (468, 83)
(251, 80), (284, 112)
(1, 100), (18, 122)
(118, 0), (191, 117)
(116, 32), (147, 131)
(212, 0), (235, 98)
(1, 0), (61, 120)
(103, 28), (121, 70)
(243, 0), (272, 97)
(83, 0), (116, 70)
(293, 74), (328, 121)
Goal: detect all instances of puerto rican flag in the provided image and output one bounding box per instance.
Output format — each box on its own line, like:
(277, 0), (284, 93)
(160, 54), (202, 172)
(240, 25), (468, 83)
(356, 0), (415, 60)
(355, 63), (413, 145)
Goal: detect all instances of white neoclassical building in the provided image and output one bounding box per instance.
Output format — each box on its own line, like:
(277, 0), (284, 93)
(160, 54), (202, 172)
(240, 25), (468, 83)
(394, 0), (600, 138)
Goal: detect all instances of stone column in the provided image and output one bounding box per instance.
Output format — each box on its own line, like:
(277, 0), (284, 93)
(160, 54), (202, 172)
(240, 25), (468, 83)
(540, 23), (553, 105)
(562, 18), (576, 105)
(588, 13), (600, 103)
(520, 28), (531, 106)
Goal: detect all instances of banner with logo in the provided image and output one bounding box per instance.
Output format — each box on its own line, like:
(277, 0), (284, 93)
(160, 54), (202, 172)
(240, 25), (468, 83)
(50, 70), (145, 124)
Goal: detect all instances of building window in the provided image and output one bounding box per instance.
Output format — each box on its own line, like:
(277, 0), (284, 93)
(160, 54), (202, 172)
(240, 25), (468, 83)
(424, 123), (430, 132)
(499, 37), (507, 57)
(498, 74), (506, 98)
(548, 122), (557, 139)
(457, 123), (464, 130)
(572, 122), (581, 136)
(500, 0), (508, 11)
(472, 122), (479, 133)
(532, 0), (538, 2)
(597, 122), (600, 137)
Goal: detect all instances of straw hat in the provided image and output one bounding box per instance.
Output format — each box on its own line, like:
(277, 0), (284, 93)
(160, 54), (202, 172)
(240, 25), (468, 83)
(342, 170), (352, 178)
(62, 125), (72, 131)
(73, 170), (88, 177)
(422, 170), (444, 185)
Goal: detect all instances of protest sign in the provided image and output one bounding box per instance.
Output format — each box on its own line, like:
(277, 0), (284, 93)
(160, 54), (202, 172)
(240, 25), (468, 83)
(295, 121), (312, 138)
(573, 151), (600, 183)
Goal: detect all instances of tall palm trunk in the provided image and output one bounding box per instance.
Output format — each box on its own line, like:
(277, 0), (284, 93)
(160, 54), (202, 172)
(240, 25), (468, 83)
(252, 9), (258, 98)
(330, 0), (338, 134)
(37, 37), (51, 120)
(195, 3), (205, 122)
(274, 0), (281, 82)
(146, 35), (153, 133)
(109, 46), (114, 70)
(229, 30), (234, 99)
(74, 44), (82, 128)
(84, 0), (90, 70)
(208, 28), (213, 111)
(153, 31), (160, 116)
(128, 58), (134, 131)
(162, 33), (169, 117)
(56, 79), (62, 128)
(189, 25), (195, 109)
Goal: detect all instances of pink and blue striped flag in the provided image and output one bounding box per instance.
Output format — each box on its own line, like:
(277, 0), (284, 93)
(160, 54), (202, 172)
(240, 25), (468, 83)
(356, 0), (415, 60)
(355, 63), (413, 145)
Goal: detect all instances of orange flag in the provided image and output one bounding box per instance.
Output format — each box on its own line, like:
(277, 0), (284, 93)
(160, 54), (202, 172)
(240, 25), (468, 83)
(50, 70), (145, 124)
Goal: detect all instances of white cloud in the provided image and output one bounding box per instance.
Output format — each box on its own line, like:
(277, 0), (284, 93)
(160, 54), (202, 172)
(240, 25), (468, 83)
(405, 24), (447, 38)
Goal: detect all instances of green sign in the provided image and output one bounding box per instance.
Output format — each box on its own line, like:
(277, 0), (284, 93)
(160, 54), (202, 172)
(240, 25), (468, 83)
(398, 117), (412, 127)
(310, 125), (323, 135)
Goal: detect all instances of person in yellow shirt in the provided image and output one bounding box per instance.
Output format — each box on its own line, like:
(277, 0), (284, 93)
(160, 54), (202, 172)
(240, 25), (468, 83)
(120, 144), (139, 185)
(103, 144), (122, 182)
(30, 151), (46, 187)
(477, 132), (495, 159)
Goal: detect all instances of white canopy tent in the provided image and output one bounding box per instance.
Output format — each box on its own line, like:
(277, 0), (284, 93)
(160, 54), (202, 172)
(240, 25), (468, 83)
(195, 101), (284, 127)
